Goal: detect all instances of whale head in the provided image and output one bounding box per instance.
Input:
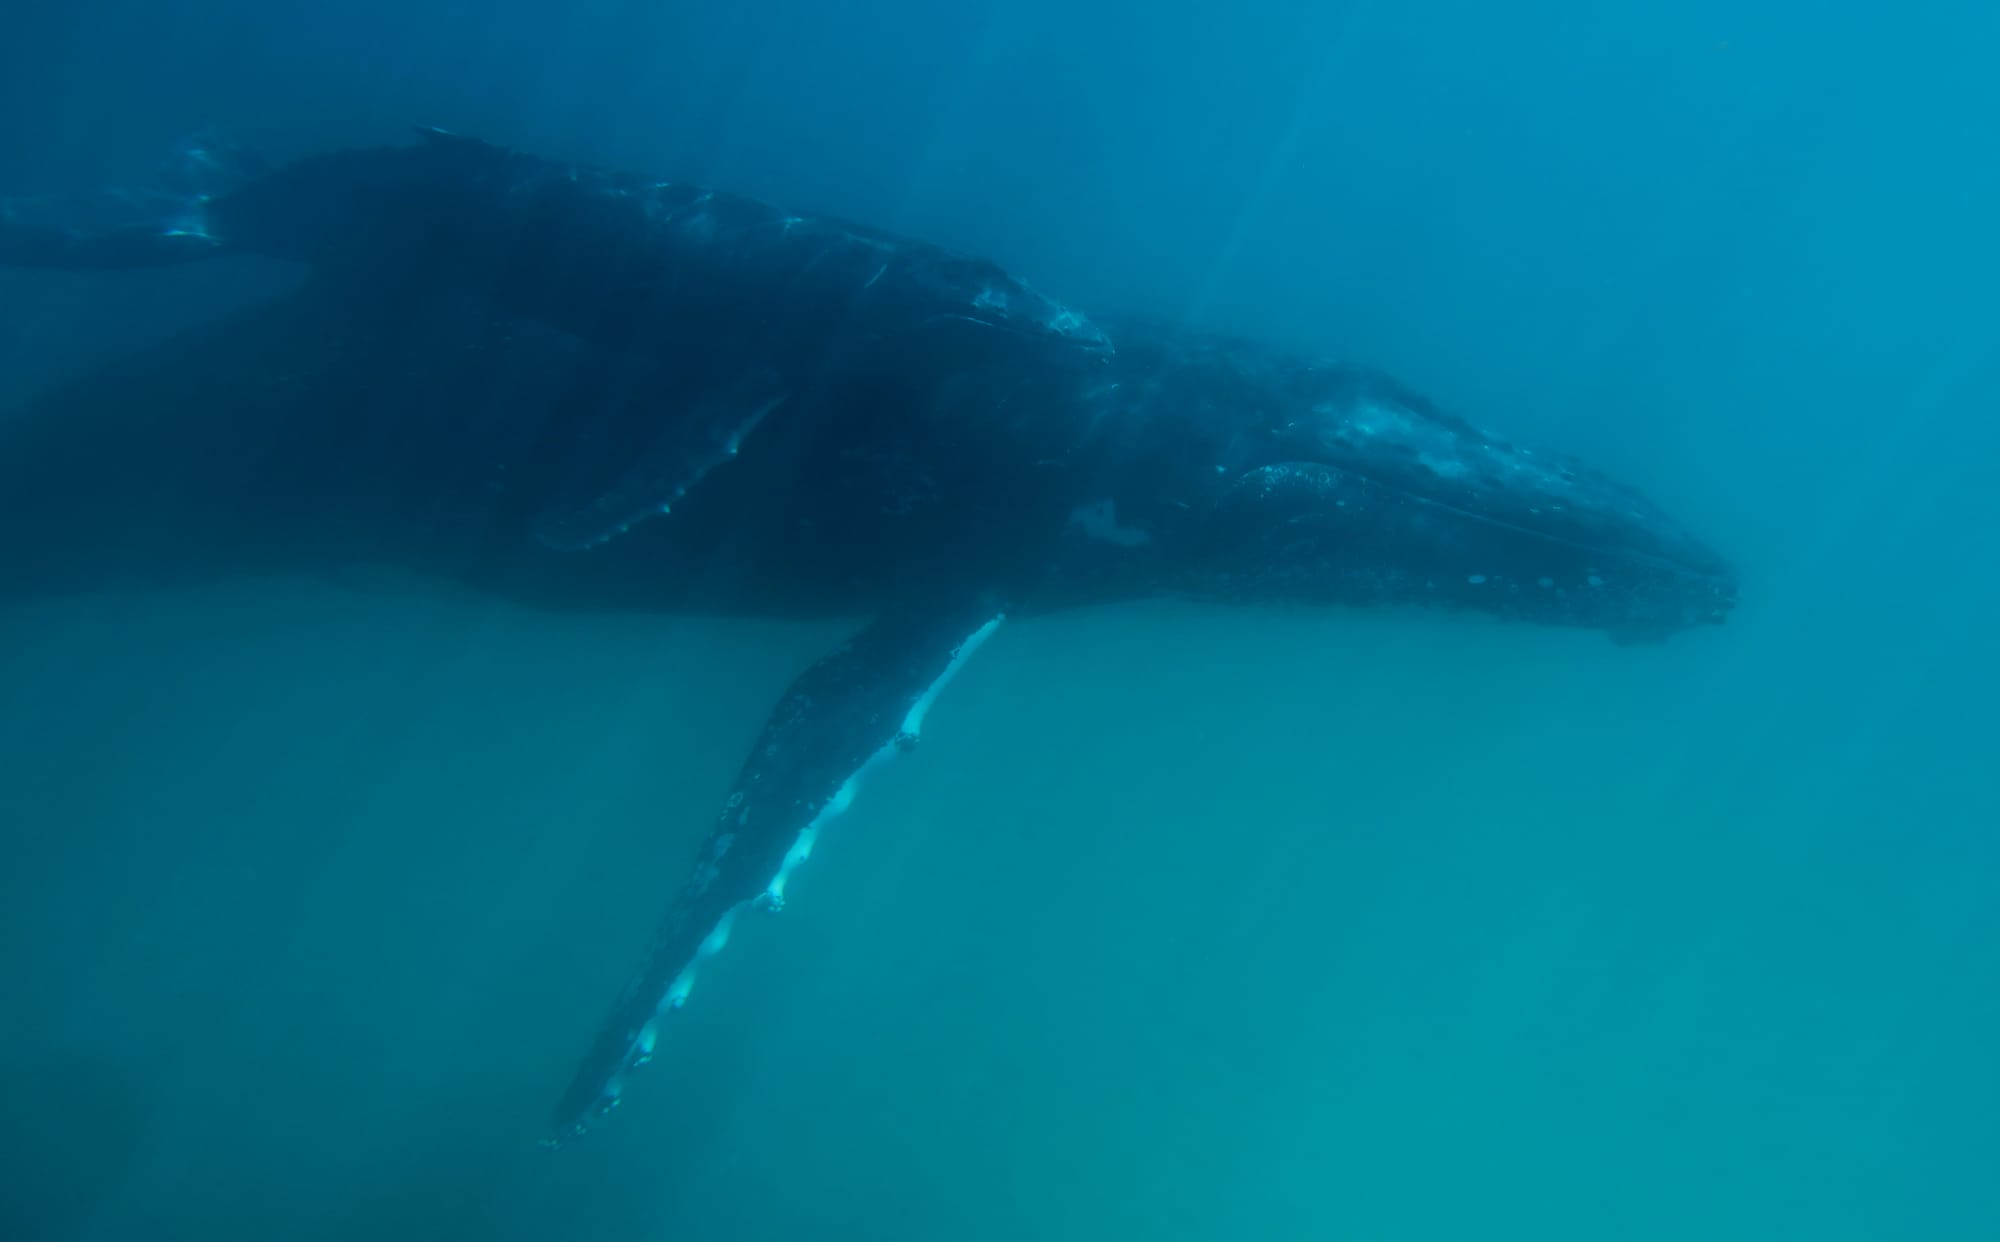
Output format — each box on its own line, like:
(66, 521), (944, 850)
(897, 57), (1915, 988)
(1176, 354), (1736, 641)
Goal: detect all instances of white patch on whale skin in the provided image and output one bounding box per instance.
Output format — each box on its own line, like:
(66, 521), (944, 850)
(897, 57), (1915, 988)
(1418, 452), (1471, 480)
(699, 910), (738, 956)
(660, 906), (742, 1016)
(902, 613), (1003, 737)
(1068, 499), (1153, 548)
(765, 815), (827, 909)
(665, 972), (696, 1010)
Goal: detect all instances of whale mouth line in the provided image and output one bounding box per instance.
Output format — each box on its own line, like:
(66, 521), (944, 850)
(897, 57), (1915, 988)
(1424, 496), (1724, 580)
(1296, 468), (1733, 585)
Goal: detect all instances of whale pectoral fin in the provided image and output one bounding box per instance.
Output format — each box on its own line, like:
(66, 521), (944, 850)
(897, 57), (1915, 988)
(548, 593), (1006, 1143)
(532, 368), (790, 551)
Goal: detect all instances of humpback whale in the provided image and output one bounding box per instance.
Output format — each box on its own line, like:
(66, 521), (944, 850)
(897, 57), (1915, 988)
(0, 130), (1736, 1142)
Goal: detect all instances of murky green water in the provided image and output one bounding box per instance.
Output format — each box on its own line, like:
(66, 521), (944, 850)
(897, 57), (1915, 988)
(4, 571), (1991, 1238)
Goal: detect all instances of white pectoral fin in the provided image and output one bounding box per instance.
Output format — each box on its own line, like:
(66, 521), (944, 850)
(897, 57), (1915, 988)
(546, 591), (1005, 1143)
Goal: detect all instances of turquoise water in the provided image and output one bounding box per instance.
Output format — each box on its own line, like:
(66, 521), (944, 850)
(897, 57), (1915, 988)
(4, 3), (1998, 1238)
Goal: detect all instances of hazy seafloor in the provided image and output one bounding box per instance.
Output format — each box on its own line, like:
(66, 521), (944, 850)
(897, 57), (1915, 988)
(1, 566), (1993, 1240)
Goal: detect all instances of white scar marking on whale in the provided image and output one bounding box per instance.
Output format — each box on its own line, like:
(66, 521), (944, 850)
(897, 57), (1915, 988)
(1419, 452), (1470, 479)
(1050, 308), (1089, 334)
(657, 909), (741, 1017)
(1068, 499), (1153, 547)
(899, 613), (1002, 737)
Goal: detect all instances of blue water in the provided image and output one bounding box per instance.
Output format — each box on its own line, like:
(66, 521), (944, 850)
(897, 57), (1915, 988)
(2, 3), (1996, 1238)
